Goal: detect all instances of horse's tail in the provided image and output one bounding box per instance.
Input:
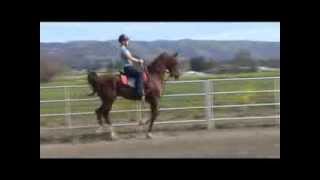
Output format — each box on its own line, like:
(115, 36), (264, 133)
(87, 71), (98, 96)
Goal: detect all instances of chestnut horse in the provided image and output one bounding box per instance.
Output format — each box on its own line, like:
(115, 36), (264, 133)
(87, 52), (180, 139)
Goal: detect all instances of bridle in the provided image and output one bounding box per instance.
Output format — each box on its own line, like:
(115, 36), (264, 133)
(164, 69), (171, 81)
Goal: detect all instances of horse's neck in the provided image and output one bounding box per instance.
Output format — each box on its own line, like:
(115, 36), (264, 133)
(147, 57), (167, 86)
(149, 71), (165, 83)
(148, 70), (166, 93)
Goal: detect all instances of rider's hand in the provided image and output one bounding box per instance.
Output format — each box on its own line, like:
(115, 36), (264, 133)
(139, 59), (144, 64)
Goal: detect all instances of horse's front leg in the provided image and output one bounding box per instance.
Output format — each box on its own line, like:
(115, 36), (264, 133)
(87, 91), (96, 96)
(145, 97), (159, 139)
(137, 97), (147, 126)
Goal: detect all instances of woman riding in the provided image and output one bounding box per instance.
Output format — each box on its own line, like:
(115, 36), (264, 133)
(118, 34), (145, 99)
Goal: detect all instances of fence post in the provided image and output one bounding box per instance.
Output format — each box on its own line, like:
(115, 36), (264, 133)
(64, 87), (75, 144)
(211, 81), (215, 128)
(274, 78), (280, 125)
(204, 80), (214, 129)
(136, 101), (142, 125)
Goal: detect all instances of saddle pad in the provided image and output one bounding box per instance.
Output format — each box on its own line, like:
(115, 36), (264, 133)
(120, 72), (148, 86)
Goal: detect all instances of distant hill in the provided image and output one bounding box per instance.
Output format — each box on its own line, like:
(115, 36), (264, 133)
(40, 39), (280, 69)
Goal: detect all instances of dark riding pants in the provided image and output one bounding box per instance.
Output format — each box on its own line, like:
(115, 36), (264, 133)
(124, 65), (144, 97)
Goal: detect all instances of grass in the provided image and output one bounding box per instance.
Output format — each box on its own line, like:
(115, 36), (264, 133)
(40, 70), (280, 128)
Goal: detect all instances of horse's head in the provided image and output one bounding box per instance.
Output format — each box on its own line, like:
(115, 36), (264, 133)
(164, 52), (180, 80)
(148, 52), (181, 80)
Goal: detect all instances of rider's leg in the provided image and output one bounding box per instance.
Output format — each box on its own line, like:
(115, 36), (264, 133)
(124, 66), (144, 97)
(135, 71), (144, 97)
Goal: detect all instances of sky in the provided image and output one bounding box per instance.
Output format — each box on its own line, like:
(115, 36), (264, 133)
(40, 22), (280, 42)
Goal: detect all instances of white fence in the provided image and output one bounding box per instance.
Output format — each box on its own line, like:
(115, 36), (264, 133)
(40, 77), (280, 132)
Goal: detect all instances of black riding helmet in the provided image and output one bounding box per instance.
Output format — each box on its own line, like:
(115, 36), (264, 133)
(118, 34), (129, 43)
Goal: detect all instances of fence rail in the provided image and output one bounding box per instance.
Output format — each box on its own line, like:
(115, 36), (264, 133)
(40, 77), (280, 133)
(40, 115), (280, 131)
(40, 103), (280, 118)
(40, 76), (280, 88)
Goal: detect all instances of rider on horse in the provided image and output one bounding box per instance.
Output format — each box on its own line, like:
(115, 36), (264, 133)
(118, 34), (145, 100)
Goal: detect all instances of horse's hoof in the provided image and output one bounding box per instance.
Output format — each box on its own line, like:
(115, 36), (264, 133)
(139, 119), (150, 126)
(138, 119), (149, 126)
(95, 126), (105, 134)
(110, 133), (119, 140)
(138, 121), (144, 126)
(146, 133), (153, 139)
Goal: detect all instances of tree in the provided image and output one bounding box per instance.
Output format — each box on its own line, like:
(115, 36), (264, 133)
(189, 56), (216, 72)
(258, 59), (280, 68)
(179, 59), (191, 72)
(230, 49), (258, 72)
(206, 58), (218, 69)
(40, 54), (64, 82)
(87, 59), (103, 71)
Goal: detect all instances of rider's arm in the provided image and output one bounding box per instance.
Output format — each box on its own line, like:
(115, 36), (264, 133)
(123, 49), (143, 63)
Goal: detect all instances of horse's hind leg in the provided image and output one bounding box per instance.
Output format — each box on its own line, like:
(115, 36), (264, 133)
(95, 104), (106, 133)
(102, 100), (117, 140)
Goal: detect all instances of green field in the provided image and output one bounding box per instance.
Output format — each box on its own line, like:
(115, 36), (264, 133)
(40, 70), (280, 128)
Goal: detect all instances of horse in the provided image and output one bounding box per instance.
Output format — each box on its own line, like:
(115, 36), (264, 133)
(87, 52), (180, 139)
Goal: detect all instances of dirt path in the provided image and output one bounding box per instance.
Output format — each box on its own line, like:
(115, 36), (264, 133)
(40, 127), (280, 158)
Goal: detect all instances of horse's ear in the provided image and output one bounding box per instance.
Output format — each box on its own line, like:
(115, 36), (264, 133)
(173, 52), (178, 57)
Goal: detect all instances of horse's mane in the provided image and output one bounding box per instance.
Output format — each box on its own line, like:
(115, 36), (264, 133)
(147, 52), (170, 73)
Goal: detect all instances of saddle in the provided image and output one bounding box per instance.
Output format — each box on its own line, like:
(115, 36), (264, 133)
(119, 70), (148, 88)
